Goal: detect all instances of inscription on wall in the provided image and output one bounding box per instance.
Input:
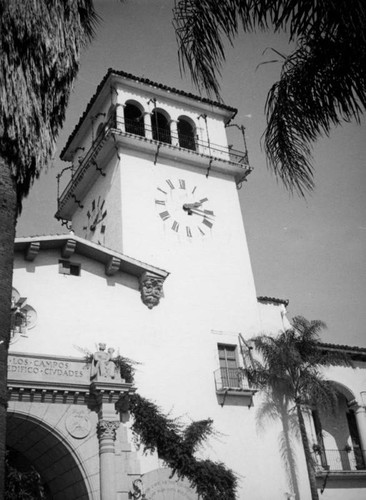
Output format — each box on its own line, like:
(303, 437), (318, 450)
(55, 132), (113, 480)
(8, 354), (90, 385)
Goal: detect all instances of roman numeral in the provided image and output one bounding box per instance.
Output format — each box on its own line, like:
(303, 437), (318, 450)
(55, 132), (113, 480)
(155, 199), (166, 206)
(102, 210), (107, 219)
(101, 225), (106, 234)
(186, 226), (192, 238)
(172, 220), (180, 232)
(157, 187), (167, 195)
(198, 227), (205, 236)
(92, 200), (95, 210)
(204, 209), (214, 216)
(159, 211), (171, 221)
(192, 186), (197, 194)
(166, 179), (174, 189)
(179, 179), (186, 189)
(200, 197), (208, 203)
(202, 218), (213, 228)
(100, 199), (105, 210)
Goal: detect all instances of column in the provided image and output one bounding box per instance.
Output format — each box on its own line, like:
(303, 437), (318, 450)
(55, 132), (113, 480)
(352, 403), (366, 466)
(97, 418), (120, 500)
(143, 112), (153, 139)
(170, 119), (179, 146)
(116, 103), (125, 132)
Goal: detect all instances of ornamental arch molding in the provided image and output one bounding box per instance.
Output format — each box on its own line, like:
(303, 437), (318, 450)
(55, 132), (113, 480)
(6, 409), (93, 499)
(330, 380), (356, 403)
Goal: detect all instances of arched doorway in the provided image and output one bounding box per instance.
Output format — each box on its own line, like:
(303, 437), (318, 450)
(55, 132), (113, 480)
(6, 412), (91, 499)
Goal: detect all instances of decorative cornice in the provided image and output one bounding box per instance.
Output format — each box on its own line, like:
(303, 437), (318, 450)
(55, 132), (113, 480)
(14, 235), (169, 282)
(139, 271), (165, 309)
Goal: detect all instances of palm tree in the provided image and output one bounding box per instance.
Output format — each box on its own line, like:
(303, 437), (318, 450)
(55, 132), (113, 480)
(245, 316), (350, 500)
(173, 0), (366, 196)
(0, 1), (98, 495)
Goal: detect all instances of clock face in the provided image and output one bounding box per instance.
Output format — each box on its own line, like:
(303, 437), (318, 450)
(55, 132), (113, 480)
(155, 178), (215, 237)
(83, 197), (107, 236)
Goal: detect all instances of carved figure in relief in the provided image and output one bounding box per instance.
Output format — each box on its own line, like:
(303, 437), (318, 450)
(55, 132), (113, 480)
(106, 347), (116, 379)
(139, 273), (164, 309)
(91, 343), (111, 379)
(130, 478), (146, 499)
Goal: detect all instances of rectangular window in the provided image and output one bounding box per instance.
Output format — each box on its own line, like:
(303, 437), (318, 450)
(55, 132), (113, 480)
(59, 259), (81, 276)
(218, 344), (241, 389)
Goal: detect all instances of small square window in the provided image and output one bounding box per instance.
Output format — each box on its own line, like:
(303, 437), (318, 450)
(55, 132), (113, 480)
(59, 259), (81, 276)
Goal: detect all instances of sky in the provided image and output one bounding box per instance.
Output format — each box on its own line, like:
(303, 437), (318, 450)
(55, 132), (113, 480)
(16, 0), (366, 347)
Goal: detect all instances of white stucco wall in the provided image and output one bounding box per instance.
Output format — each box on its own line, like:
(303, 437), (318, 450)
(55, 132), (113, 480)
(15, 73), (366, 500)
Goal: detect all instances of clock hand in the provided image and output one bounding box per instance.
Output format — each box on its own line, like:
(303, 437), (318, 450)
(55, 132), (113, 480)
(188, 208), (215, 219)
(90, 215), (104, 230)
(183, 199), (209, 211)
(183, 202), (201, 211)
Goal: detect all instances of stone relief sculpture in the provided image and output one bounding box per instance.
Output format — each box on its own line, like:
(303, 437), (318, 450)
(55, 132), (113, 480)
(139, 271), (164, 309)
(129, 478), (146, 499)
(90, 343), (117, 381)
(10, 287), (37, 343)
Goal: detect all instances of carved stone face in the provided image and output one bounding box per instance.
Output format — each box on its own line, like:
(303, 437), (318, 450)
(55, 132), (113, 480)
(140, 278), (163, 309)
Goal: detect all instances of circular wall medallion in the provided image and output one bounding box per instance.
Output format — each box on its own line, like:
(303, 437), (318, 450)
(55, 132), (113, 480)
(65, 410), (91, 439)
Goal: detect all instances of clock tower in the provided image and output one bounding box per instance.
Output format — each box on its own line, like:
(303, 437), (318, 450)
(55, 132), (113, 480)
(55, 69), (266, 498)
(56, 68), (259, 327)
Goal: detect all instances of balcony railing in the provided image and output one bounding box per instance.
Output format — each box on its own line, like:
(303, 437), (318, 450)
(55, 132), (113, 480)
(56, 113), (250, 217)
(314, 449), (366, 472)
(214, 367), (251, 392)
(104, 115), (248, 164)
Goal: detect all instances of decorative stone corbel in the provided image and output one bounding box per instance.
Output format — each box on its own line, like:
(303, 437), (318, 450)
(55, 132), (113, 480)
(139, 271), (165, 309)
(61, 239), (76, 258)
(106, 256), (121, 276)
(25, 241), (40, 261)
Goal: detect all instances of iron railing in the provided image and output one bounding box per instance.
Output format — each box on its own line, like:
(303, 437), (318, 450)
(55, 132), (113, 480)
(314, 449), (366, 472)
(112, 115), (248, 163)
(214, 368), (251, 391)
(57, 114), (249, 213)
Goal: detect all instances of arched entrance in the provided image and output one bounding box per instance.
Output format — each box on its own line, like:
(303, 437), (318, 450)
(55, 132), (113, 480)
(7, 412), (91, 499)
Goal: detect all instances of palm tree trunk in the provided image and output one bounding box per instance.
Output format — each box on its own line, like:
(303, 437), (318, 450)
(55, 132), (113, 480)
(296, 403), (319, 500)
(281, 410), (300, 500)
(0, 156), (18, 497)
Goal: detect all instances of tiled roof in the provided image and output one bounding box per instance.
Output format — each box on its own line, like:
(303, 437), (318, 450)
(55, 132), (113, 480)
(257, 296), (290, 307)
(61, 68), (237, 158)
(14, 234), (169, 279)
(319, 342), (366, 359)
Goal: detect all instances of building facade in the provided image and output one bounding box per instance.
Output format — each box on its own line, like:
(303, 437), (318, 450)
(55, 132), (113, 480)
(8, 70), (366, 499)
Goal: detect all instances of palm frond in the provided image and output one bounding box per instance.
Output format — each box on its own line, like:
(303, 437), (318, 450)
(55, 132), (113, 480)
(0, 0), (99, 211)
(299, 373), (339, 413)
(173, 0), (366, 195)
(264, 31), (366, 195)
